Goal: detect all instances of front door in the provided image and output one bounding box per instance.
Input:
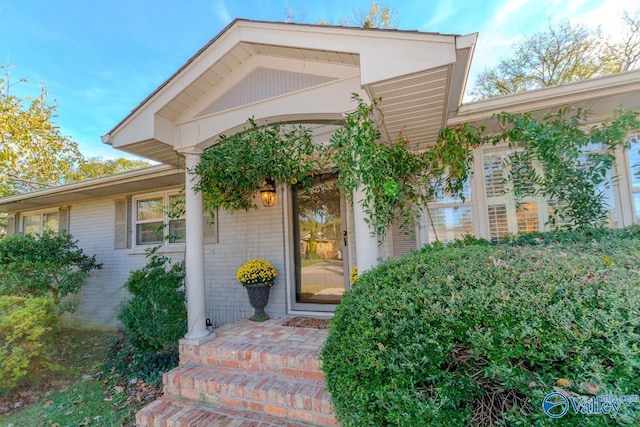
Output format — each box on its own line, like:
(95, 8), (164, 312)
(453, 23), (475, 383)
(292, 175), (349, 310)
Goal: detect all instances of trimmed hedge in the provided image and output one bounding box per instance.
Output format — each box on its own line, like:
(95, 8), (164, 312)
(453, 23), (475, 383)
(118, 251), (186, 352)
(0, 296), (60, 392)
(321, 227), (640, 426)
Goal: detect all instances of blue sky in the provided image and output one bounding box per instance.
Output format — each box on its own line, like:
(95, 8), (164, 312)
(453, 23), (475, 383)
(0, 0), (636, 159)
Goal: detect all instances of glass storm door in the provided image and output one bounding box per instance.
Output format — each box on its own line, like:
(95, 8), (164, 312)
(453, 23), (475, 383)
(293, 175), (348, 306)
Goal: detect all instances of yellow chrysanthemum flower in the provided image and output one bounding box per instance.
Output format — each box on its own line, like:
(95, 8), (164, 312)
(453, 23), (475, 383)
(236, 259), (278, 286)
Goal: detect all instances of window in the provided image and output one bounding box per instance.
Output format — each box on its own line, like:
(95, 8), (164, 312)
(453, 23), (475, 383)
(483, 150), (549, 241)
(628, 136), (640, 221)
(482, 146), (618, 240)
(22, 210), (60, 234)
(421, 179), (474, 244)
(134, 193), (185, 246)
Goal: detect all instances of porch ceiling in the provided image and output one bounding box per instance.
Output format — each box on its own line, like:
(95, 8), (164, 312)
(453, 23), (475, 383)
(370, 66), (450, 151)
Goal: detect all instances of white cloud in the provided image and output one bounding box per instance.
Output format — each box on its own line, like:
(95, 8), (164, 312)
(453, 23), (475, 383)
(213, 0), (232, 25)
(419, 0), (456, 31)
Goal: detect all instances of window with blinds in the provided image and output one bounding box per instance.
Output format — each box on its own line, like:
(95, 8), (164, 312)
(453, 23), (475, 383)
(483, 146), (619, 240)
(628, 136), (640, 222)
(422, 179), (474, 244)
(483, 150), (548, 241)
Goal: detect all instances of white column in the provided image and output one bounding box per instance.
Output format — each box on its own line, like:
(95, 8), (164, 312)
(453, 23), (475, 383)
(353, 186), (379, 272)
(183, 151), (210, 340)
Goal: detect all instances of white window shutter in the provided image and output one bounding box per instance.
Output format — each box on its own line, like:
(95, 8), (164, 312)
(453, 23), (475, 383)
(391, 218), (416, 257)
(59, 206), (70, 232)
(114, 197), (131, 249)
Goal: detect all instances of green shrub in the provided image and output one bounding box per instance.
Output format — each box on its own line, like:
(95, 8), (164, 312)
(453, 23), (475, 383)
(118, 249), (186, 352)
(0, 296), (60, 392)
(0, 231), (101, 309)
(321, 228), (640, 426)
(100, 332), (179, 388)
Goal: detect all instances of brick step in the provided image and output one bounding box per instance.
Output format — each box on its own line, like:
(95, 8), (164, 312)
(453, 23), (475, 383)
(163, 363), (338, 426)
(180, 319), (328, 378)
(136, 396), (320, 426)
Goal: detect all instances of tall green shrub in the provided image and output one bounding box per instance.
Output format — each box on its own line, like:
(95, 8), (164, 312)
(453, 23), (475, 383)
(118, 249), (186, 352)
(0, 231), (101, 308)
(321, 227), (640, 426)
(0, 296), (60, 392)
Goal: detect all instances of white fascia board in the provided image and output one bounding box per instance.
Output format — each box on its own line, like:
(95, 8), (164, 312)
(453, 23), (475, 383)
(450, 69), (640, 125)
(0, 165), (178, 205)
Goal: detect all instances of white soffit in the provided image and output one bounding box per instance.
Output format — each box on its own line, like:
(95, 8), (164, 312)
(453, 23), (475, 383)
(370, 66), (450, 151)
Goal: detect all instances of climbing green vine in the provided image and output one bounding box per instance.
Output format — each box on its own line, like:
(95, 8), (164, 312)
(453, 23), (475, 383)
(493, 107), (640, 228)
(194, 118), (319, 215)
(193, 94), (639, 240)
(194, 95), (483, 241)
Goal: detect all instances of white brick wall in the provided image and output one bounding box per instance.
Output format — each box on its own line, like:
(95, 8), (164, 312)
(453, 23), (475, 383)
(203, 201), (288, 327)
(57, 192), (288, 329)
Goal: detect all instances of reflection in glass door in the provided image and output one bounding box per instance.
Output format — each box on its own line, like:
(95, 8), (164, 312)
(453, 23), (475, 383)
(293, 175), (348, 305)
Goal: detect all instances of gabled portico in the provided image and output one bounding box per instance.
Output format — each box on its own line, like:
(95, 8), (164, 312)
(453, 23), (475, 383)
(101, 19), (477, 340)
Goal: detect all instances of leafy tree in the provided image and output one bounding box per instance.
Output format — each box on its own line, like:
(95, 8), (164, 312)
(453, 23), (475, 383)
(602, 9), (640, 73)
(0, 231), (102, 308)
(0, 70), (83, 196)
(472, 10), (640, 99)
(350, 2), (397, 29)
(70, 157), (151, 181)
(285, 2), (398, 29)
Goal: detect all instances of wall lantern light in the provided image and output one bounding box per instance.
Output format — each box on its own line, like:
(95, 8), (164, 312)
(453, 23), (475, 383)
(260, 176), (276, 207)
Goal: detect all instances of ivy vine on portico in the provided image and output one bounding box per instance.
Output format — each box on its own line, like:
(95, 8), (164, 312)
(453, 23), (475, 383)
(193, 94), (485, 241)
(192, 94), (640, 240)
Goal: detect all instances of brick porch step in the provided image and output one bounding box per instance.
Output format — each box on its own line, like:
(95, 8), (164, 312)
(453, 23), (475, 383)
(163, 363), (336, 425)
(180, 319), (328, 380)
(136, 318), (340, 426)
(136, 396), (319, 426)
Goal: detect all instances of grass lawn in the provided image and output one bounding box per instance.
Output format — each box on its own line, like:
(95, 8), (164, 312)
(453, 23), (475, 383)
(0, 327), (158, 427)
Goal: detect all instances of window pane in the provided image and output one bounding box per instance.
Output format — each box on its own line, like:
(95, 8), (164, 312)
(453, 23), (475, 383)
(484, 153), (507, 198)
(634, 193), (640, 222)
(169, 219), (186, 243)
(168, 194), (185, 218)
(488, 204), (508, 242)
(516, 202), (539, 234)
(630, 141), (640, 187)
(23, 215), (40, 234)
(430, 179), (471, 203)
(43, 211), (60, 232)
(137, 198), (163, 221)
(136, 222), (163, 245)
(427, 206), (473, 243)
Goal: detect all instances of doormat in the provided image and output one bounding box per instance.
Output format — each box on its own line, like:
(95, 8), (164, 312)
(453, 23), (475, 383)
(282, 317), (331, 329)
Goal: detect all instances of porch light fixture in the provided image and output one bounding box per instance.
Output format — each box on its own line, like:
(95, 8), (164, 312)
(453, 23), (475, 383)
(260, 176), (276, 207)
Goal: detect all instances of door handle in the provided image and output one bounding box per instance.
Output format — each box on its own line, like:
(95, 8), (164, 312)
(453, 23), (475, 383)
(343, 230), (348, 246)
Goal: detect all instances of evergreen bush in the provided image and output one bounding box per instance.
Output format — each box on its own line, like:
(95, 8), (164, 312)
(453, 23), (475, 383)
(118, 250), (186, 352)
(321, 227), (640, 426)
